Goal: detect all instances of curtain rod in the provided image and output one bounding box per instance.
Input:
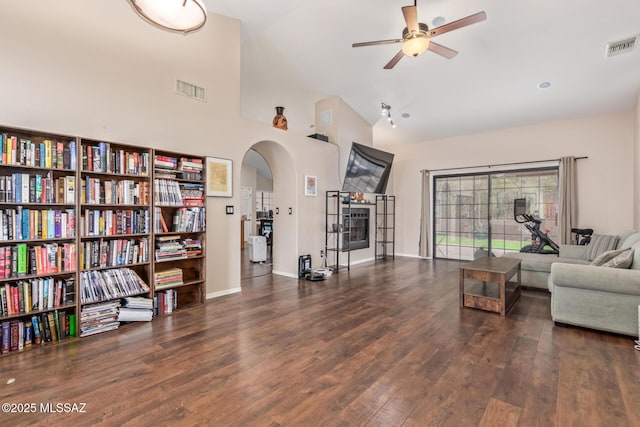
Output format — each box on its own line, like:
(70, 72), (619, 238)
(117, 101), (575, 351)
(420, 156), (588, 173)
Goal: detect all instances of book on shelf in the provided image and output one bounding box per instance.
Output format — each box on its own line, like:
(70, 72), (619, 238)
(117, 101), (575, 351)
(82, 143), (149, 176)
(154, 154), (177, 170)
(82, 178), (150, 205)
(0, 277), (75, 317)
(0, 135), (76, 169)
(0, 172), (76, 205)
(153, 267), (183, 288)
(80, 208), (150, 237)
(79, 237), (149, 269)
(0, 243), (76, 280)
(0, 309), (74, 353)
(153, 179), (183, 205)
(80, 268), (150, 304)
(154, 289), (178, 315)
(171, 207), (206, 233)
(155, 236), (187, 262)
(0, 207), (76, 241)
(177, 157), (203, 181)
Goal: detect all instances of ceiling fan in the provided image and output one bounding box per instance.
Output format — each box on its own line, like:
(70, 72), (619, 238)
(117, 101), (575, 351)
(352, 1), (486, 69)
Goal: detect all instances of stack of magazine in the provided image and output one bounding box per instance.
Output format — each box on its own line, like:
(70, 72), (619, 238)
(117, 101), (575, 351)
(118, 296), (153, 322)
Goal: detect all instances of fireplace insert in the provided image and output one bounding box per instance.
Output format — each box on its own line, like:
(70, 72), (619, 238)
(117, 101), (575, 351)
(343, 208), (369, 251)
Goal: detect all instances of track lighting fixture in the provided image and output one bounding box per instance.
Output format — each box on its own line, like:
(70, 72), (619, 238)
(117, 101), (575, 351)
(381, 103), (395, 128)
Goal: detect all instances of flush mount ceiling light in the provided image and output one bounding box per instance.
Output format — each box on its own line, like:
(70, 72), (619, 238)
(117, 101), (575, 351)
(129, 0), (207, 34)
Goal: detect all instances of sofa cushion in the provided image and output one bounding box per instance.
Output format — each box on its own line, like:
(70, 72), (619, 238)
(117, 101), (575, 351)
(583, 234), (619, 261)
(590, 248), (634, 269)
(631, 242), (640, 270)
(619, 232), (640, 250)
(502, 252), (589, 273)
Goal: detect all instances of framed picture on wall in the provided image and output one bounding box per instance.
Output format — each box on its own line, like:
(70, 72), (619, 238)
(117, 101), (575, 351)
(206, 157), (233, 197)
(305, 175), (317, 197)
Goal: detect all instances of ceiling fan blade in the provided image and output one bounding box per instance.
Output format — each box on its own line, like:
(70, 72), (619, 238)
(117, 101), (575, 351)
(384, 51), (405, 69)
(427, 41), (458, 59)
(429, 11), (486, 37)
(352, 39), (402, 48)
(402, 5), (419, 33)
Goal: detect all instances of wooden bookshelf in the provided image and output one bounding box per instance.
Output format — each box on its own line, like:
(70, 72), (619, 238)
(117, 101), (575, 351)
(0, 126), (209, 353)
(78, 139), (153, 336)
(152, 149), (205, 316)
(0, 125), (79, 354)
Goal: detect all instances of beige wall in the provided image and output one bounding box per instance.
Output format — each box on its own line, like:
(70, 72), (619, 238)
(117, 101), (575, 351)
(0, 1), (339, 294)
(635, 91), (640, 229)
(314, 96), (378, 263)
(385, 111), (636, 257)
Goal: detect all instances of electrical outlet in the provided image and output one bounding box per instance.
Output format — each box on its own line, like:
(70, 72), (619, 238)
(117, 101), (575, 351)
(320, 249), (325, 258)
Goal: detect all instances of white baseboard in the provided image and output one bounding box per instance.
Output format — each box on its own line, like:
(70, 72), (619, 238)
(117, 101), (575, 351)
(396, 253), (431, 259)
(206, 287), (241, 300)
(272, 270), (298, 279)
(345, 257), (375, 266)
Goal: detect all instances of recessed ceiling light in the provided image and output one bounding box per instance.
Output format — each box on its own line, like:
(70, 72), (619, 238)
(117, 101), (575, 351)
(401, 113), (410, 118)
(432, 16), (446, 27)
(537, 81), (552, 89)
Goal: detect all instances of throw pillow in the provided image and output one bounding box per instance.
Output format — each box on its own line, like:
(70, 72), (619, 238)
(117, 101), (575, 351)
(591, 248), (634, 269)
(583, 234), (619, 261)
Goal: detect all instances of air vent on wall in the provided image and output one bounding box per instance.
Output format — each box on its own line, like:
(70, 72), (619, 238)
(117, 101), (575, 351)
(606, 36), (637, 57)
(175, 79), (206, 101)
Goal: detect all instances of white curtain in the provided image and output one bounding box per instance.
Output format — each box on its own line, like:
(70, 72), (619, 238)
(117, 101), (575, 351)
(419, 170), (430, 257)
(558, 157), (577, 244)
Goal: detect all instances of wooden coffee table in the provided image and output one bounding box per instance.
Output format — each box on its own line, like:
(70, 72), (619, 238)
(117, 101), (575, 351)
(459, 257), (521, 316)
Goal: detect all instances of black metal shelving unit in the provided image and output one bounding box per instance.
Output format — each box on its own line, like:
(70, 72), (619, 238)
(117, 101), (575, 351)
(325, 190), (351, 272)
(375, 195), (395, 260)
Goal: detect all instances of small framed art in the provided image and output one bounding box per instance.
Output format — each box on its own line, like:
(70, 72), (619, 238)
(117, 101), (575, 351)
(305, 175), (317, 197)
(206, 157), (233, 197)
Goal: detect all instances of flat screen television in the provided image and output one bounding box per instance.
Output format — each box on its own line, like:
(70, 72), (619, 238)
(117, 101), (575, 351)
(342, 142), (394, 194)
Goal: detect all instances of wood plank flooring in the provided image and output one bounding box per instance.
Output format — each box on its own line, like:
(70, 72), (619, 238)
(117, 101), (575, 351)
(1, 258), (639, 426)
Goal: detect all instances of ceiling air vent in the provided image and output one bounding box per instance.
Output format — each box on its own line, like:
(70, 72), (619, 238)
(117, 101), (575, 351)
(606, 36), (637, 57)
(175, 79), (206, 102)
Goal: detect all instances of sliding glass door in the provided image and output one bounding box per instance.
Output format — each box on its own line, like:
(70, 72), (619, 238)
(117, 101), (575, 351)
(433, 168), (558, 260)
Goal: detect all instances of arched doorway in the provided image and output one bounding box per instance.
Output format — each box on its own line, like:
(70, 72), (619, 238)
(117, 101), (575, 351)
(239, 141), (298, 281)
(240, 149), (273, 278)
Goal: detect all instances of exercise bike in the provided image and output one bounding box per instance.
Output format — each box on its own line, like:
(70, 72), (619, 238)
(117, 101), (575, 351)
(513, 198), (560, 255)
(571, 227), (593, 245)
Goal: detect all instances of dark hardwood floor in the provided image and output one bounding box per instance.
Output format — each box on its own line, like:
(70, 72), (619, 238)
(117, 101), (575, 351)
(1, 258), (639, 426)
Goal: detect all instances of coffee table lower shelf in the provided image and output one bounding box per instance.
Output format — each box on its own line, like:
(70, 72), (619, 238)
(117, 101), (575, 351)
(459, 257), (522, 316)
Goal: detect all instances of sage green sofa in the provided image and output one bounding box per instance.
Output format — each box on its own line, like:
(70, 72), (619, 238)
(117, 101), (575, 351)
(504, 231), (640, 337)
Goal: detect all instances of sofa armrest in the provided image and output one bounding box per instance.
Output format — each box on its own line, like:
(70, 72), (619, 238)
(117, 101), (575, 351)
(558, 244), (587, 259)
(550, 263), (640, 296)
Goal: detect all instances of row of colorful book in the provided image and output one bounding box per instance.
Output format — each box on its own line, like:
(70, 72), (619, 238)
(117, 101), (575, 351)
(81, 143), (150, 176)
(1, 277), (75, 318)
(0, 208), (76, 241)
(82, 177), (150, 205)
(0, 173), (75, 204)
(0, 243), (76, 279)
(79, 237), (149, 270)
(79, 208), (150, 237)
(1, 310), (76, 353)
(0, 135), (76, 170)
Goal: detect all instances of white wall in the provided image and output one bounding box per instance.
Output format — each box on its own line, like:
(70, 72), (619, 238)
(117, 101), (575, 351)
(385, 111), (636, 257)
(0, 1), (339, 294)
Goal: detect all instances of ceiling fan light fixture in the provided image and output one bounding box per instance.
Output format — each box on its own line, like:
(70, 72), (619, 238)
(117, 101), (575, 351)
(129, 0), (207, 34)
(402, 35), (430, 57)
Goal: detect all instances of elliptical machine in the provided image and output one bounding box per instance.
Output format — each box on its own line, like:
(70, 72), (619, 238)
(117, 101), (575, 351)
(513, 198), (560, 255)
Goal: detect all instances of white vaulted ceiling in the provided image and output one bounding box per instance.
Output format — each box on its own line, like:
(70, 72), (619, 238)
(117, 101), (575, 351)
(204, 0), (640, 146)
